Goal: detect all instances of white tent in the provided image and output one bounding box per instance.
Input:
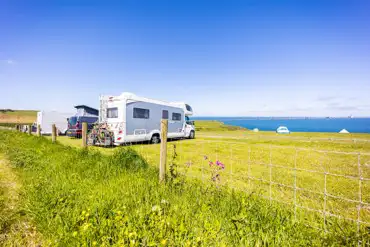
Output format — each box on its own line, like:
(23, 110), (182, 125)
(253, 128), (259, 132)
(339, 129), (349, 134)
(276, 126), (290, 134)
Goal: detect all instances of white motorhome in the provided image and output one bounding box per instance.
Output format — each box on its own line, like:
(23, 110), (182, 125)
(99, 92), (195, 145)
(37, 111), (72, 135)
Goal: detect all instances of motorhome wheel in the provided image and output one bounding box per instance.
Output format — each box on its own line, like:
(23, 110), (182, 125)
(151, 134), (160, 144)
(189, 131), (195, 139)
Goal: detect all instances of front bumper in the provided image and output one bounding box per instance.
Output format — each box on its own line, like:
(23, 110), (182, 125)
(66, 129), (82, 138)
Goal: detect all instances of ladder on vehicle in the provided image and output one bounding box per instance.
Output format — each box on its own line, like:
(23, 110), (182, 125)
(99, 95), (108, 123)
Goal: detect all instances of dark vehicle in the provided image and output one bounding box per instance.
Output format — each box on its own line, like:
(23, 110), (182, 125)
(31, 122), (37, 132)
(66, 116), (98, 138)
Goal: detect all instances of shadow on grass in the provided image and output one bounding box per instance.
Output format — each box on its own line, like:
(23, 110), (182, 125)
(96, 137), (193, 148)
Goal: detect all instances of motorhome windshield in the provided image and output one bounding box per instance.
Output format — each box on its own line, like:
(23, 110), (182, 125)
(185, 116), (194, 125)
(68, 116), (77, 126)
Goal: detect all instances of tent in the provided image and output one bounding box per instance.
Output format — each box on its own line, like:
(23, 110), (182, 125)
(253, 128), (259, 132)
(276, 126), (290, 134)
(339, 129), (349, 134)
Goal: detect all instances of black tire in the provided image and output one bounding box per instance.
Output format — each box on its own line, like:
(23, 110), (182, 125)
(151, 134), (160, 144)
(189, 130), (195, 139)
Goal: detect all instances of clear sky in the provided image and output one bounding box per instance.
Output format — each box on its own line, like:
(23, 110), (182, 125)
(1, 0), (369, 117)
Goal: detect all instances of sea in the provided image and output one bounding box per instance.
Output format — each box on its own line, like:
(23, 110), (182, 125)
(191, 117), (370, 133)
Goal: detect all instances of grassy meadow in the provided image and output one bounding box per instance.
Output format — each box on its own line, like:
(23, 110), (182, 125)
(1, 120), (370, 245)
(0, 110), (37, 125)
(1, 130), (369, 246)
(53, 121), (370, 231)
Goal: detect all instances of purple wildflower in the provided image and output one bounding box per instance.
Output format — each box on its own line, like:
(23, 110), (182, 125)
(216, 160), (225, 169)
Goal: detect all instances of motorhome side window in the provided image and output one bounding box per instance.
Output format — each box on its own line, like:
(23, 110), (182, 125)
(107, 108), (118, 118)
(133, 108), (150, 119)
(172, 113), (181, 121)
(162, 110), (168, 119)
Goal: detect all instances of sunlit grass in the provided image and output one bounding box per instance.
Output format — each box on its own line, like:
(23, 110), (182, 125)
(0, 110), (37, 124)
(49, 121), (370, 230)
(2, 120), (370, 245)
(1, 130), (369, 245)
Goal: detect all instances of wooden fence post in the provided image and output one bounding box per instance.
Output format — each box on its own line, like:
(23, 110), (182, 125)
(28, 124), (31, 135)
(82, 122), (88, 148)
(159, 119), (168, 183)
(51, 124), (56, 143)
(37, 124), (41, 136)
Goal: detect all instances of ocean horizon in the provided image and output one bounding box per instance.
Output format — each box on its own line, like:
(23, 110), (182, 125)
(191, 117), (370, 133)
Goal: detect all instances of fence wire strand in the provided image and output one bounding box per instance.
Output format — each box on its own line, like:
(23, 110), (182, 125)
(162, 138), (370, 244)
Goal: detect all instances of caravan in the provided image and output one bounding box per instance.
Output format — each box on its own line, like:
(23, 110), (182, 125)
(36, 111), (72, 135)
(99, 93), (195, 145)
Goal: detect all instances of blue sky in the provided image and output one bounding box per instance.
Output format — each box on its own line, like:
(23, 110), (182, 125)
(1, 0), (369, 117)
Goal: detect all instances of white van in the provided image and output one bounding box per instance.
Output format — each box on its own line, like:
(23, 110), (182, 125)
(99, 92), (195, 145)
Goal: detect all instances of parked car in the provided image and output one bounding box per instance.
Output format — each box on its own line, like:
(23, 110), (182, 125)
(66, 116), (98, 138)
(276, 126), (290, 134)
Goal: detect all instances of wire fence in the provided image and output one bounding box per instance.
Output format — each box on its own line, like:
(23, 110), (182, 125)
(198, 133), (370, 144)
(136, 139), (370, 243)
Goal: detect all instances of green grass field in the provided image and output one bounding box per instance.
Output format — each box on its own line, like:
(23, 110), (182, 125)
(0, 110), (37, 125)
(194, 120), (246, 131)
(1, 130), (369, 246)
(1, 121), (370, 245)
(49, 121), (370, 232)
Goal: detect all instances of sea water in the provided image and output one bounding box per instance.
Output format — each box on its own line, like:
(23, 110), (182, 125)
(192, 117), (370, 133)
